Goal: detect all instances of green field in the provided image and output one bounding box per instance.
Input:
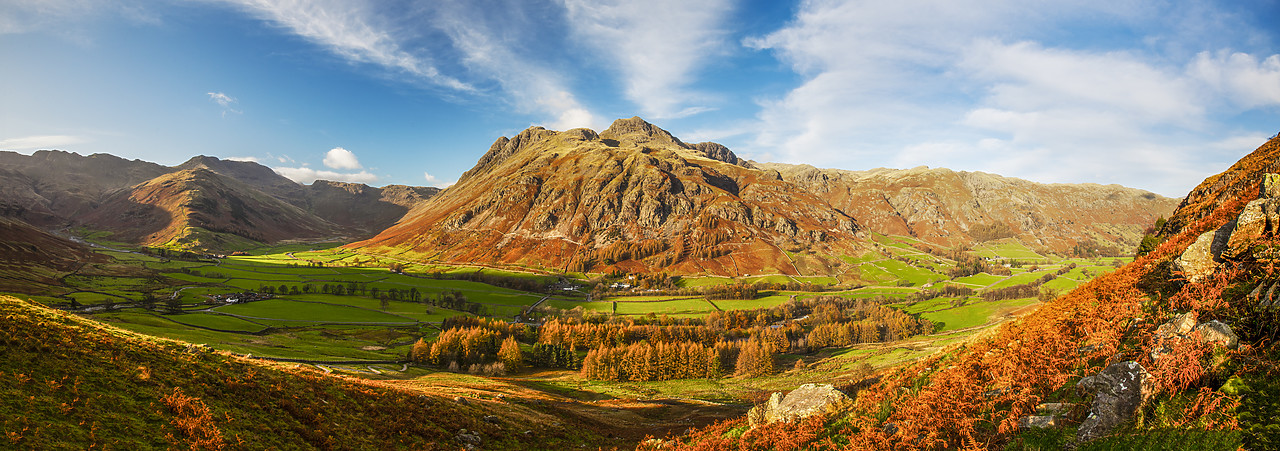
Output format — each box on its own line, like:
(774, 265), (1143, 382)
(7, 232), (1127, 370)
(213, 298), (418, 324)
(971, 239), (1047, 261)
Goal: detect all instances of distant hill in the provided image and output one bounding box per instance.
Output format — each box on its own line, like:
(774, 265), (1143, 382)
(0, 216), (107, 293)
(0, 152), (438, 251)
(80, 168), (345, 249)
(759, 163), (1179, 255)
(352, 117), (864, 277)
(305, 180), (439, 232)
(0, 150), (169, 226)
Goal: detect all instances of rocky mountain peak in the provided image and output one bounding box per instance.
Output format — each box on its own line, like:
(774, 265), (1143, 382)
(692, 142), (752, 168)
(458, 126), (559, 184)
(600, 116), (686, 147)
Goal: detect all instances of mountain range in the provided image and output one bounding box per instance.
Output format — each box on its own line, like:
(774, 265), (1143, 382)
(0, 117), (1178, 277)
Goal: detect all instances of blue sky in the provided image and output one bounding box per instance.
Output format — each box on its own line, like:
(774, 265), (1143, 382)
(2, 0), (1279, 197)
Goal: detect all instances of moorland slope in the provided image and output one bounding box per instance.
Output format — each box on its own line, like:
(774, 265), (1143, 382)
(762, 163), (1178, 254)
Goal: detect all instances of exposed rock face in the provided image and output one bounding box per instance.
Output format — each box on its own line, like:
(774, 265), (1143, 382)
(1223, 175), (1280, 260)
(1018, 415), (1059, 429)
(759, 163), (1178, 254)
(355, 117), (862, 276)
(1155, 311), (1199, 338)
(1076, 361), (1153, 443)
(746, 383), (851, 427)
(1193, 320), (1240, 349)
(692, 142), (752, 168)
(1174, 220), (1235, 282)
(1151, 311), (1240, 359)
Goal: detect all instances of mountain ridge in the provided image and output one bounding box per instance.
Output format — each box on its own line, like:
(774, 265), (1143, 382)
(355, 117), (861, 277)
(0, 152), (439, 250)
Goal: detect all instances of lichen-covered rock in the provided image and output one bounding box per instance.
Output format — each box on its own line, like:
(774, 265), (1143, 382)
(1018, 415), (1060, 429)
(1174, 220), (1235, 282)
(1076, 361), (1153, 443)
(1192, 320), (1240, 349)
(1224, 197), (1280, 259)
(1152, 312), (1240, 359)
(1155, 311), (1198, 338)
(746, 383), (851, 427)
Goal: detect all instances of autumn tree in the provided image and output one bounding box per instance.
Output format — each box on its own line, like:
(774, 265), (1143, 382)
(498, 336), (523, 372)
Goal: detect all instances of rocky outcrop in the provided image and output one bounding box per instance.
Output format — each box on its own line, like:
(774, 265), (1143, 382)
(1075, 361), (1153, 443)
(692, 142), (752, 168)
(1223, 173), (1280, 260)
(1151, 311), (1240, 360)
(1174, 220), (1235, 282)
(1163, 134), (1280, 238)
(1192, 320), (1240, 349)
(746, 383), (851, 427)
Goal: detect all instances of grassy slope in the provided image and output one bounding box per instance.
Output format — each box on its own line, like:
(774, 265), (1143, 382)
(0, 295), (611, 450)
(657, 175), (1258, 450)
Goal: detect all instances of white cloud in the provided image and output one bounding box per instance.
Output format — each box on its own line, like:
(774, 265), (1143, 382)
(0, 134), (85, 150)
(322, 147), (361, 169)
(219, 0), (471, 91)
(561, 0), (731, 119)
(216, 0), (600, 130)
(273, 166), (379, 185)
(206, 91), (242, 115)
(225, 156), (260, 163)
(741, 0), (1280, 197)
(1188, 51), (1280, 109)
(0, 0), (159, 37)
(423, 171), (455, 188)
(960, 40), (1202, 126)
(430, 1), (600, 130)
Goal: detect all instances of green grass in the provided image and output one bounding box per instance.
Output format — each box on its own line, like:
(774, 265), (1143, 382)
(213, 299), (417, 324)
(987, 270), (1054, 289)
(679, 276), (735, 287)
(953, 273), (1005, 287)
(921, 297), (1040, 332)
(742, 274), (794, 284)
(167, 313), (267, 333)
(971, 239), (1046, 261)
(614, 298), (716, 315)
(712, 295), (795, 311)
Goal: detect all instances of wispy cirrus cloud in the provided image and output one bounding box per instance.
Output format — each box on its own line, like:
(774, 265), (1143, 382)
(0, 0), (159, 37)
(207, 91), (242, 116)
(215, 0), (600, 130)
(428, 0), (599, 130)
(561, 0), (732, 120)
(0, 134), (86, 150)
(219, 0), (472, 92)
